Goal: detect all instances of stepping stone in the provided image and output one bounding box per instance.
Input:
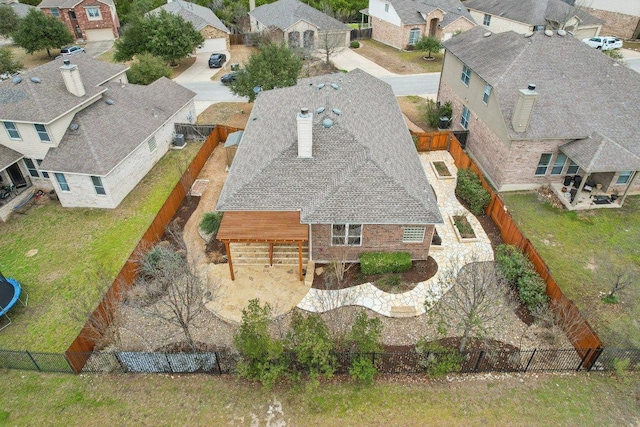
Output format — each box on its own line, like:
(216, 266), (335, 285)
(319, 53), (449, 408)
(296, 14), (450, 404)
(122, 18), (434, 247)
(390, 305), (418, 318)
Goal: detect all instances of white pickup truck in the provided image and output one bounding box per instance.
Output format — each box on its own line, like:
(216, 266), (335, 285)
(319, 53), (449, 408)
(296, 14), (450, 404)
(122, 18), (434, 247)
(582, 36), (623, 51)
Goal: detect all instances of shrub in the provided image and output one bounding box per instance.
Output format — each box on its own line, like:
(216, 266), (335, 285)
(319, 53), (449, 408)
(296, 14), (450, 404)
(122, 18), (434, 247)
(517, 270), (548, 312)
(495, 244), (548, 312)
(415, 340), (463, 377)
(421, 99), (453, 129)
(284, 311), (335, 381)
(360, 252), (412, 275)
(347, 311), (382, 384)
(495, 244), (531, 284)
(126, 53), (171, 85)
(200, 211), (223, 235)
(234, 299), (287, 388)
(350, 41), (360, 48)
(140, 244), (182, 278)
(348, 357), (376, 384)
(455, 169), (491, 216)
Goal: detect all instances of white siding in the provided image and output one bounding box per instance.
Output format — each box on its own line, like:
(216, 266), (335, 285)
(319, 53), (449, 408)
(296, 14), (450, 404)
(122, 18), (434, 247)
(368, 0), (402, 26)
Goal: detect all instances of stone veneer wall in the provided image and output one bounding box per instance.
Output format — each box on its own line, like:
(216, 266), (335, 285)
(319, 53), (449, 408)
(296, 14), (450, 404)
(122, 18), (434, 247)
(201, 26), (230, 51)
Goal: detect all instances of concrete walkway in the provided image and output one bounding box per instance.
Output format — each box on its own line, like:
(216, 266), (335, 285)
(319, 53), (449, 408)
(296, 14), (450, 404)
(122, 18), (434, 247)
(330, 47), (395, 77)
(297, 151), (494, 317)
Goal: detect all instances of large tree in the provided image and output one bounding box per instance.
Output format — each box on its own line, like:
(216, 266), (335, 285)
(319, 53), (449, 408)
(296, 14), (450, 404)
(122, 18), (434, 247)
(126, 53), (171, 85)
(114, 10), (203, 65)
(0, 47), (23, 76)
(229, 42), (302, 102)
(12, 9), (73, 57)
(0, 5), (19, 38)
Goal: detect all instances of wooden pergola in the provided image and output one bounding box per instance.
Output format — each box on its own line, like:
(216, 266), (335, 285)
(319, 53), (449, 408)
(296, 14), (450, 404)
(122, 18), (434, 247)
(216, 211), (309, 281)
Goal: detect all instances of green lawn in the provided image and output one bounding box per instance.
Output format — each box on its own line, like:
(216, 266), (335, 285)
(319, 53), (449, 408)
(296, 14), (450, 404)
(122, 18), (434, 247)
(0, 143), (201, 352)
(502, 193), (640, 347)
(0, 371), (637, 426)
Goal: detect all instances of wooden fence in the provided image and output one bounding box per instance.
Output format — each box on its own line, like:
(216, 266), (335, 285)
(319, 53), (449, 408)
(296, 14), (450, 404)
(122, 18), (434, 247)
(350, 28), (372, 41)
(65, 126), (235, 373)
(413, 131), (604, 368)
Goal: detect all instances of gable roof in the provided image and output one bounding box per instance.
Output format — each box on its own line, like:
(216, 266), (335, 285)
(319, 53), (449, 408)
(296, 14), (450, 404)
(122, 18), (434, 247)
(149, 0), (229, 33)
(0, 144), (22, 171)
(390, 0), (475, 27)
(443, 27), (640, 161)
(560, 133), (640, 173)
(0, 55), (127, 124)
(0, 0), (34, 18)
(40, 78), (195, 176)
(37, 0), (113, 9)
(216, 69), (442, 225)
(250, 0), (350, 32)
(464, 0), (601, 27)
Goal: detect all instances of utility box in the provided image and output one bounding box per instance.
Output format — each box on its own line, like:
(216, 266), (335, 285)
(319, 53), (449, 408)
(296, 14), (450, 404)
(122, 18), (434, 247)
(173, 133), (185, 147)
(224, 131), (243, 167)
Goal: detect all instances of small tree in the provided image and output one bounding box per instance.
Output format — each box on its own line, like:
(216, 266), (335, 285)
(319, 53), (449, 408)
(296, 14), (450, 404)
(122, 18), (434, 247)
(12, 9), (73, 57)
(421, 99), (452, 129)
(0, 5), (19, 38)
(602, 268), (636, 304)
(126, 53), (171, 85)
(284, 311), (335, 381)
(230, 42), (302, 102)
(346, 310), (382, 384)
(426, 257), (516, 352)
(415, 35), (442, 59)
(317, 31), (345, 67)
(0, 47), (23, 76)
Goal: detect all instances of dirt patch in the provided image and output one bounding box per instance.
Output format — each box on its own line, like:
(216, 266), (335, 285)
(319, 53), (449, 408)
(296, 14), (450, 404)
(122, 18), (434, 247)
(397, 96), (436, 131)
(476, 214), (504, 251)
(211, 45), (258, 81)
(7, 45), (53, 70)
(170, 56), (196, 79)
(197, 102), (253, 127)
(312, 258), (438, 291)
(353, 40), (443, 74)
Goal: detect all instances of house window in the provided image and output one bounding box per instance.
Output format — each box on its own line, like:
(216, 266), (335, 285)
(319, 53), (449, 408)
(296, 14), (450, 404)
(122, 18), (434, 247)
(34, 124), (51, 142)
(148, 136), (157, 152)
(86, 6), (101, 20)
(24, 158), (39, 178)
(403, 227), (425, 243)
(91, 176), (106, 195)
(36, 160), (49, 178)
(551, 153), (567, 175)
(461, 65), (471, 86)
(55, 173), (69, 191)
(384, 3), (389, 12)
(3, 121), (20, 140)
(483, 14), (491, 26)
(617, 171), (633, 185)
(535, 153), (553, 176)
(566, 160), (579, 175)
(408, 28), (421, 46)
(460, 106), (470, 129)
(50, 7), (60, 17)
(69, 10), (76, 19)
(331, 224), (362, 246)
(482, 84), (492, 104)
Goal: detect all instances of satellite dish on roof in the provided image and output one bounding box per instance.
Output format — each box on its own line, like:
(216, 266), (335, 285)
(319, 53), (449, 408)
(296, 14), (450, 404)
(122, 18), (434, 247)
(12, 76), (22, 84)
(30, 77), (41, 83)
(544, 30), (553, 37)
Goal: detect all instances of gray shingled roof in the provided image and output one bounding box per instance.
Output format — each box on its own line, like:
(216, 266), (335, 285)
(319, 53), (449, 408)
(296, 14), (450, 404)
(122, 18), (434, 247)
(250, 0), (350, 32)
(37, 0), (113, 8)
(149, 0), (229, 33)
(39, 78), (195, 176)
(560, 133), (640, 173)
(443, 27), (640, 162)
(464, 0), (601, 27)
(216, 69), (442, 225)
(0, 144), (22, 171)
(0, 0), (34, 18)
(389, 0), (475, 27)
(0, 55), (127, 123)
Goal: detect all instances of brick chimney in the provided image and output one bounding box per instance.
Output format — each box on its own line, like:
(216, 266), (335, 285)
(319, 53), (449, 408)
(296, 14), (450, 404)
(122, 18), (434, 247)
(60, 60), (85, 97)
(297, 108), (313, 158)
(511, 83), (537, 133)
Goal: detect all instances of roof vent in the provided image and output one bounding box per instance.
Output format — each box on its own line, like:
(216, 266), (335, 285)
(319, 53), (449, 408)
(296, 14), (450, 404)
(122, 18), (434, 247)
(557, 29), (566, 36)
(332, 108), (341, 116)
(483, 32), (492, 37)
(524, 31), (534, 38)
(544, 29), (553, 37)
(322, 118), (333, 128)
(316, 107), (325, 114)
(527, 83), (536, 91)
(12, 76), (21, 84)
(105, 98), (114, 105)
(317, 83), (325, 89)
(331, 83), (339, 90)
(69, 122), (79, 131)
(300, 107), (309, 116)
(30, 77), (41, 83)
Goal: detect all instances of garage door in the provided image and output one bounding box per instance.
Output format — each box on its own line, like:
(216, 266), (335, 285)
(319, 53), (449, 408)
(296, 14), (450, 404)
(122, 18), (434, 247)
(86, 28), (115, 41)
(197, 38), (227, 53)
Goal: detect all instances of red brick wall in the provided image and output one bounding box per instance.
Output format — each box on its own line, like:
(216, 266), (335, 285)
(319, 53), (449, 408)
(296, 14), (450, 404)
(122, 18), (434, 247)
(371, 16), (405, 49)
(42, 0), (117, 41)
(310, 223), (434, 262)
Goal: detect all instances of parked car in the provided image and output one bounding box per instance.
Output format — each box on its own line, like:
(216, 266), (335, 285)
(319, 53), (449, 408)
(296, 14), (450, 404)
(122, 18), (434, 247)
(56, 46), (86, 59)
(208, 53), (226, 68)
(221, 71), (239, 84)
(582, 36), (622, 51)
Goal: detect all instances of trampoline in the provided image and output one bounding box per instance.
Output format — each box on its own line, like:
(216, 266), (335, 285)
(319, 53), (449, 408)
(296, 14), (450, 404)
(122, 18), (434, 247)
(0, 273), (27, 331)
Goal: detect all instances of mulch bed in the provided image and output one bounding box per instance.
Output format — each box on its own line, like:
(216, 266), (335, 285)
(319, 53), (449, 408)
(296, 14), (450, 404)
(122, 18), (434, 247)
(160, 195), (200, 250)
(312, 258), (438, 291)
(155, 341), (219, 353)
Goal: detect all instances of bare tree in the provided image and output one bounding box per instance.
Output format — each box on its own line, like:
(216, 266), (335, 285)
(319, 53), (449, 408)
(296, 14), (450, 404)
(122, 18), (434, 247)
(425, 257), (516, 352)
(602, 267), (636, 304)
(317, 30), (347, 67)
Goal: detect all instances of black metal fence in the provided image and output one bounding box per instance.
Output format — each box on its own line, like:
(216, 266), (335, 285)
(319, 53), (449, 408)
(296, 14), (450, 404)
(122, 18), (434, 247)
(2, 347), (639, 375)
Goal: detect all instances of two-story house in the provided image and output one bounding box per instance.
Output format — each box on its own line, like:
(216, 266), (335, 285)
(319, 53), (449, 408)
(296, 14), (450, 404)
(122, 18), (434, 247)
(38, 0), (119, 41)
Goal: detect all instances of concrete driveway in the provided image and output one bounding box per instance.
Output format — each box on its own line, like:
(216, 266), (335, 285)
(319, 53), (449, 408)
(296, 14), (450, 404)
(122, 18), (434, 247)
(84, 40), (114, 58)
(621, 48), (640, 74)
(330, 47), (395, 77)
(173, 50), (231, 84)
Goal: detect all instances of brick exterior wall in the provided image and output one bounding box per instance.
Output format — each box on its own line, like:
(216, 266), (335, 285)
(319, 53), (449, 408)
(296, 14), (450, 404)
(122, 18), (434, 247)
(201, 26), (231, 50)
(371, 16), (405, 49)
(586, 7), (640, 39)
(41, 0), (117, 41)
(310, 223), (435, 262)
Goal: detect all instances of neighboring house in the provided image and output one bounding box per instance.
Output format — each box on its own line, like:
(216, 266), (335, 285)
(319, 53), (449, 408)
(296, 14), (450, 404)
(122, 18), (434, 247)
(249, 0), (350, 51)
(37, 0), (119, 41)
(149, 0), (230, 52)
(0, 55), (195, 219)
(215, 69), (443, 280)
(437, 27), (640, 206)
(578, 0), (640, 38)
(465, 0), (602, 39)
(362, 0), (475, 50)
(0, 0), (35, 18)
